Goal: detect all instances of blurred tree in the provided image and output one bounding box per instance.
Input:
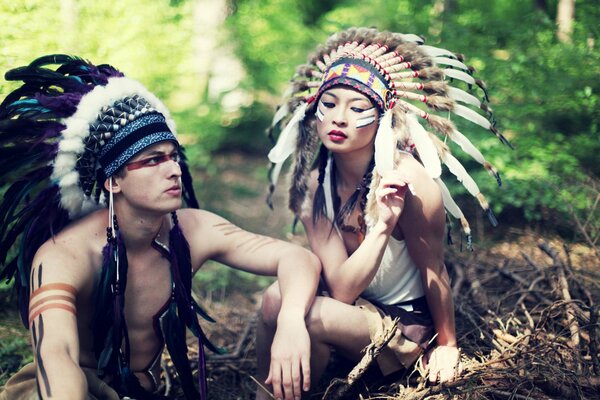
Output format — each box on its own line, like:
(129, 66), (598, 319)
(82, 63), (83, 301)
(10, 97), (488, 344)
(556, 0), (574, 43)
(226, 0), (600, 239)
(0, 0), (599, 239)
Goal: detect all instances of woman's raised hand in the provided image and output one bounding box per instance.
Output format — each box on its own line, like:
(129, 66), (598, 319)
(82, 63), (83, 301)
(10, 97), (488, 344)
(375, 171), (411, 232)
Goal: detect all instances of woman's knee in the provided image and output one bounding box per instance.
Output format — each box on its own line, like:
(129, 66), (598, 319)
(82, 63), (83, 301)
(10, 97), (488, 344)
(259, 281), (281, 328)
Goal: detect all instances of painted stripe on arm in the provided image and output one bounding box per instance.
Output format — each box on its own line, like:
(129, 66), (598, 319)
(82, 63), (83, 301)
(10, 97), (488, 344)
(29, 283), (77, 327)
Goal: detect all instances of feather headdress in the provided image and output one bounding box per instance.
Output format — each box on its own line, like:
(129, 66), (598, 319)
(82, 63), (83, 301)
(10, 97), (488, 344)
(0, 55), (212, 399)
(267, 27), (510, 243)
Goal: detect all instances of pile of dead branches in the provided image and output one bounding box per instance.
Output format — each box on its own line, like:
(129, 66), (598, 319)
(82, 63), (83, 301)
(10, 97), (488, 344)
(161, 239), (599, 399)
(344, 239), (600, 400)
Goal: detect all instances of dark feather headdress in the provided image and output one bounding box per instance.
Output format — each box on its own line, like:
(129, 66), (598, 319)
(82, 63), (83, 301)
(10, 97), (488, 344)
(268, 27), (510, 244)
(0, 55), (213, 399)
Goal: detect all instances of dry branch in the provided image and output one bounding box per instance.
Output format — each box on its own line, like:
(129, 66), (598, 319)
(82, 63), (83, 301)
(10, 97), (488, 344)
(322, 318), (399, 400)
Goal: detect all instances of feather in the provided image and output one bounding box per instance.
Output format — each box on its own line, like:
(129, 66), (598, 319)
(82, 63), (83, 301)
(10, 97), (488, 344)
(433, 56), (469, 71)
(268, 102), (307, 164)
(448, 129), (486, 164)
(406, 113), (442, 178)
(446, 87), (482, 108)
(396, 33), (424, 44)
(179, 149), (199, 209)
(268, 162), (285, 193)
(443, 68), (476, 86)
(374, 109), (395, 174)
(452, 104), (491, 130)
(271, 102), (290, 130)
(448, 129), (502, 185)
(162, 301), (202, 400)
(435, 178), (467, 223)
(440, 151), (481, 198)
(29, 54), (85, 68)
(268, 102), (308, 188)
(420, 45), (457, 59)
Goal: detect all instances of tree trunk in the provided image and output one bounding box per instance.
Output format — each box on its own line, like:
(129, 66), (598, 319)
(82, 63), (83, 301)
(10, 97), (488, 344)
(429, 0), (456, 37)
(556, 0), (575, 43)
(193, 0), (246, 110)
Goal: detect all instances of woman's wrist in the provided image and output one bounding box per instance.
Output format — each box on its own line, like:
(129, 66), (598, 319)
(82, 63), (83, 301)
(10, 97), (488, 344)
(372, 220), (395, 236)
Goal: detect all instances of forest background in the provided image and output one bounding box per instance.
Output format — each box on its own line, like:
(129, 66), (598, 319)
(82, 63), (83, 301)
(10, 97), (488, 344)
(0, 0), (599, 394)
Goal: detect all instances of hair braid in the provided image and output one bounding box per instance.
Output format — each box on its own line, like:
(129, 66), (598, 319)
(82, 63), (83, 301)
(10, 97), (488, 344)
(311, 145), (329, 225)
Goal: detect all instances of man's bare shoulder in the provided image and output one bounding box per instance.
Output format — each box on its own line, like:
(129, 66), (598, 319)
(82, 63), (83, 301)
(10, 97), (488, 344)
(32, 209), (107, 283)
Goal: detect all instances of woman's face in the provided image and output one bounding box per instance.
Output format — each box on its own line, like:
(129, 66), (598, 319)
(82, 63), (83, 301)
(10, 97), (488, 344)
(315, 87), (379, 154)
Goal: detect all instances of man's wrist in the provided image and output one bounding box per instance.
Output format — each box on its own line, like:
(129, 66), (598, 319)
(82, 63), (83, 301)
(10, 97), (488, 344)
(276, 306), (306, 325)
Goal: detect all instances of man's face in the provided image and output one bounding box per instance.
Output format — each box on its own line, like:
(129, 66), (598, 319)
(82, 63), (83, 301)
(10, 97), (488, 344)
(111, 141), (183, 214)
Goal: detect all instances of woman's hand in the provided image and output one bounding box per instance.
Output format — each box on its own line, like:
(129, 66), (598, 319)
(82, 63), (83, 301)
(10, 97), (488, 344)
(425, 345), (462, 384)
(375, 171), (410, 233)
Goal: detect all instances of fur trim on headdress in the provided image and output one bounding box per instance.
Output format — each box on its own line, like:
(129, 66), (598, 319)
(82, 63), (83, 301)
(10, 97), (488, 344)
(267, 27), (510, 242)
(54, 76), (177, 218)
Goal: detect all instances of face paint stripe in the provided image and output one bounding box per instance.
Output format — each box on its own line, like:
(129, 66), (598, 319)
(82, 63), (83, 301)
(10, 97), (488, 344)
(356, 115), (376, 128)
(30, 283), (77, 299)
(316, 105), (325, 122)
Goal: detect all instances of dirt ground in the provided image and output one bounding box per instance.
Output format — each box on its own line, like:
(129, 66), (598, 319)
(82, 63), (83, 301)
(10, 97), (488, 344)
(1, 153), (599, 399)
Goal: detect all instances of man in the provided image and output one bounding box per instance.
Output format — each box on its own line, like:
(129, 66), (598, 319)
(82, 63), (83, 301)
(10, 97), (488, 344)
(0, 55), (319, 400)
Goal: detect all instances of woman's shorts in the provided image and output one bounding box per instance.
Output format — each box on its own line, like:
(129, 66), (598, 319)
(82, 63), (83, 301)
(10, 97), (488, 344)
(356, 296), (434, 375)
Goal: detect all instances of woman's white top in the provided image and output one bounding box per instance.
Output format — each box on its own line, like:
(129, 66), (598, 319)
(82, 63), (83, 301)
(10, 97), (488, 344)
(323, 157), (425, 306)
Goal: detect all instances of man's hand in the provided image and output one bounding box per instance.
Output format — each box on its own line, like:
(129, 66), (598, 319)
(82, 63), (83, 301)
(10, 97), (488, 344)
(425, 345), (461, 384)
(265, 315), (311, 400)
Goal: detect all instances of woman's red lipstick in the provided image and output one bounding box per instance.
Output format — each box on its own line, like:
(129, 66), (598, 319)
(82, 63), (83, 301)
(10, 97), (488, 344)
(328, 130), (347, 142)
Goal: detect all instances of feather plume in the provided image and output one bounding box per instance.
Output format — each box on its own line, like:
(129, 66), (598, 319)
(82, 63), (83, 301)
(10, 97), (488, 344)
(452, 103), (491, 130)
(443, 68), (476, 86)
(406, 113), (442, 178)
(446, 87), (482, 108)
(440, 150), (481, 197)
(271, 102), (290, 133)
(433, 56), (469, 71)
(420, 45), (457, 59)
(268, 101), (308, 187)
(435, 178), (466, 221)
(448, 129), (486, 164)
(268, 102), (307, 164)
(374, 109), (396, 174)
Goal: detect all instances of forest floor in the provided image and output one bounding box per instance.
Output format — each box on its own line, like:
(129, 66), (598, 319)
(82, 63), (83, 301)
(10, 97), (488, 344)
(1, 152), (599, 399)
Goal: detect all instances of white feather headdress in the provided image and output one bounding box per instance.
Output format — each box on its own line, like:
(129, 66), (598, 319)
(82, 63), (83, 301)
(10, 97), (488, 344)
(267, 27), (510, 242)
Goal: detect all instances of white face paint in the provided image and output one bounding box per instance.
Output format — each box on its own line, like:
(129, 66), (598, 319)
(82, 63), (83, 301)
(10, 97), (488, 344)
(316, 102), (325, 122)
(355, 107), (377, 128)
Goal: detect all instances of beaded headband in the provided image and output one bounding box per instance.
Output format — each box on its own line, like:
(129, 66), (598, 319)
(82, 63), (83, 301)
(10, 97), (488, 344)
(315, 57), (389, 111)
(54, 76), (179, 217)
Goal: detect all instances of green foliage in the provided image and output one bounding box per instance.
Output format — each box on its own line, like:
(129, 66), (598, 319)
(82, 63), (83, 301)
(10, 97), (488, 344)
(193, 260), (273, 302)
(1, 0), (598, 239)
(228, 0), (600, 238)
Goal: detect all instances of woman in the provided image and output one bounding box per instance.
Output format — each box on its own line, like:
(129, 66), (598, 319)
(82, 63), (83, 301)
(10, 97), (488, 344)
(258, 27), (506, 400)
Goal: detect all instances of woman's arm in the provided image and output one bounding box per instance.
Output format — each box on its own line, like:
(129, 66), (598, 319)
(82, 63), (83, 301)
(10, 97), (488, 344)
(398, 157), (459, 383)
(301, 172), (409, 304)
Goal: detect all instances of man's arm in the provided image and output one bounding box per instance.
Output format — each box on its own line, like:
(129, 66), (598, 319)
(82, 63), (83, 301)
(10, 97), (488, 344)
(28, 246), (88, 400)
(181, 209), (321, 400)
